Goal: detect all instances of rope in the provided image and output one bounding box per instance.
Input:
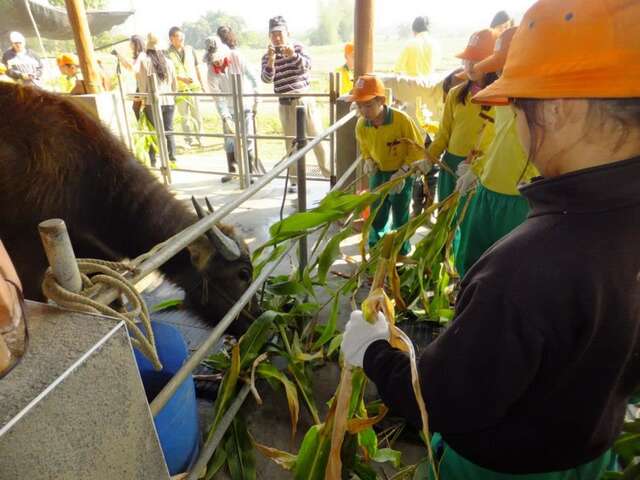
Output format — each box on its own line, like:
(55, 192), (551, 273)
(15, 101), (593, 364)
(41, 243), (169, 371)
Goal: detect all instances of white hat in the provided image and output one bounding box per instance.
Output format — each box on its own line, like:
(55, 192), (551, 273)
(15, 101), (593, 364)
(9, 32), (25, 44)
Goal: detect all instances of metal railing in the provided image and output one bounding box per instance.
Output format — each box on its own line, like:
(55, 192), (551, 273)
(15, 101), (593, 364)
(38, 102), (358, 478)
(122, 72), (342, 189)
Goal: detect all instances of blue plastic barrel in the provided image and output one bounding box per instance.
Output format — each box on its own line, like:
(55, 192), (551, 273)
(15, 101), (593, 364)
(133, 322), (199, 475)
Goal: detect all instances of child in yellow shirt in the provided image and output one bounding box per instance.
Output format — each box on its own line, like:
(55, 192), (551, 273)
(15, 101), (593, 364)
(348, 75), (425, 255)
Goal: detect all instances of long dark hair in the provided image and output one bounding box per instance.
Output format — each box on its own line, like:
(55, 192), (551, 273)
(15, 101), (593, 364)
(217, 26), (238, 50)
(146, 49), (169, 82)
(130, 35), (145, 60)
(457, 72), (498, 106)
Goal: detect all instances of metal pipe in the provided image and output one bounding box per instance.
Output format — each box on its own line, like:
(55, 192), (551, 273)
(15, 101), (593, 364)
(149, 241), (296, 416)
(329, 72), (338, 187)
(295, 105), (309, 276)
(231, 73), (246, 189)
(155, 168), (330, 182)
(38, 219), (82, 294)
(131, 130), (332, 143)
(235, 73), (252, 189)
(186, 383), (251, 480)
(92, 110), (357, 307)
(149, 74), (172, 185)
(115, 64), (133, 152)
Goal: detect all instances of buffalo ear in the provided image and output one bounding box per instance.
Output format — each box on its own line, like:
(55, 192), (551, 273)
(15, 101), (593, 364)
(187, 236), (214, 272)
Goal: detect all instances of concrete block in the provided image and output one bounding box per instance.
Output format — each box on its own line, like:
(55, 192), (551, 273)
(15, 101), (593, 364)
(0, 301), (170, 480)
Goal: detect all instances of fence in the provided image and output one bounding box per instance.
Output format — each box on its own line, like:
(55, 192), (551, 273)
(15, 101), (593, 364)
(38, 100), (359, 478)
(121, 72), (342, 190)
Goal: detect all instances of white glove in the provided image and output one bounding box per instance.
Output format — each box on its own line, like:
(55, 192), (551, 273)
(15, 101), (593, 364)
(341, 310), (390, 367)
(455, 162), (478, 196)
(411, 158), (433, 175)
(363, 158), (377, 175)
(389, 166), (409, 195)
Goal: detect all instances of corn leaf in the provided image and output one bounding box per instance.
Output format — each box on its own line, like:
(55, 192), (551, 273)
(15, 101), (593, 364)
(224, 414), (256, 480)
(327, 333), (343, 358)
(292, 331), (324, 363)
(267, 280), (309, 297)
(204, 448), (226, 480)
(151, 298), (183, 313)
(237, 310), (279, 370)
(293, 424), (332, 480)
(352, 460), (378, 480)
(253, 243), (289, 277)
(372, 448), (402, 468)
(253, 440), (297, 471)
(317, 227), (353, 285)
(288, 362), (321, 425)
(207, 343), (241, 441)
(347, 405), (389, 434)
(313, 295), (340, 349)
(256, 363), (300, 444)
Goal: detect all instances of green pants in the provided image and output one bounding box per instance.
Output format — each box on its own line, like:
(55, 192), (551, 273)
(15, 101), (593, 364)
(437, 152), (467, 202)
(454, 184), (530, 277)
(369, 170), (414, 256)
(429, 434), (615, 480)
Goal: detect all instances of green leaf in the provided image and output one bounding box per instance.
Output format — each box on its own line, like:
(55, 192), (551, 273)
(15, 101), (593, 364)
(316, 227), (353, 284)
(614, 432), (640, 464)
(292, 331), (324, 363)
(358, 427), (378, 459)
(372, 448), (402, 468)
(293, 424), (331, 480)
(224, 414), (256, 480)
(253, 243), (289, 277)
(327, 333), (343, 358)
(204, 448), (226, 480)
(257, 363), (300, 442)
(352, 459), (378, 480)
(313, 295), (340, 349)
(267, 280), (309, 297)
(238, 310), (279, 370)
(150, 298), (183, 313)
(288, 362), (321, 425)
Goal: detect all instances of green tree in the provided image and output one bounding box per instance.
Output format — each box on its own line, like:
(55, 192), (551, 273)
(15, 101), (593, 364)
(181, 10), (265, 50)
(48, 0), (106, 8)
(308, 0), (353, 46)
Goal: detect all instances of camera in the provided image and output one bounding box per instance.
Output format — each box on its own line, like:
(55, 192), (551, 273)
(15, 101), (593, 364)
(274, 46), (284, 55)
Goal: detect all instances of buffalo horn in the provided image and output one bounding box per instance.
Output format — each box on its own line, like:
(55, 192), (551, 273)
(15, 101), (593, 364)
(190, 196), (241, 261)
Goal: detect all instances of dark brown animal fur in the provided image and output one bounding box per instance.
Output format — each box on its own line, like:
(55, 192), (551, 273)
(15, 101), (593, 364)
(0, 83), (257, 335)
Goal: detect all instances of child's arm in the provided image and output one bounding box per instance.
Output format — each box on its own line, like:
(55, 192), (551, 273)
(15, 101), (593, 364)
(426, 87), (455, 161)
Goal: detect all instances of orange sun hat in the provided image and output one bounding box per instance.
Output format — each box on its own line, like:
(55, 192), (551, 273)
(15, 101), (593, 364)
(473, 26), (518, 77)
(57, 53), (79, 67)
(346, 75), (386, 103)
(473, 0), (640, 106)
(456, 29), (498, 62)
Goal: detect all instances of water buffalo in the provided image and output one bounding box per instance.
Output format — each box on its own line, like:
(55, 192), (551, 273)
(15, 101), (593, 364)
(0, 83), (257, 335)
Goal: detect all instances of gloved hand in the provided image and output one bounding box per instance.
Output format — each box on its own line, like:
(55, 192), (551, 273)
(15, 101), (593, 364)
(341, 310), (390, 367)
(223, 117), (236, 135)
(389, 165), (410, 195)
(455, 162), (478, 195)
(411, 158), (433, 175)
(363, 158), (377, 175)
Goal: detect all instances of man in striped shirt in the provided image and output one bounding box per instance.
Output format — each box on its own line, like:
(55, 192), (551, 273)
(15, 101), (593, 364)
(261, 16), (329, 193)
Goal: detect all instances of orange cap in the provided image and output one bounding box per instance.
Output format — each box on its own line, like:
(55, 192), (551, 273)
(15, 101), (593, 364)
(456, 29), (497, 62)
(474, 0), (640, 106)
(346, 75), (386, 102)
(473, 26), (517, 76)
(57, 53), (79, 67)
(344, 42), (354, 56)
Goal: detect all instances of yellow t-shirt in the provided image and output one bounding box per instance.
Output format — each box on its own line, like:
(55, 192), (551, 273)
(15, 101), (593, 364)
(356, 107), (425, 172)
(394, 32), (439, 78)
(336, 64), (353, 96)
(427, 83), (495, 160)
(477, 107), (539, 196)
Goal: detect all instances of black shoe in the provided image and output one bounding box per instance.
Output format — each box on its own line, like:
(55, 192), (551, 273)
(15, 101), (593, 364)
(288, 184), (297, 194)
(221, 175), (233, 183)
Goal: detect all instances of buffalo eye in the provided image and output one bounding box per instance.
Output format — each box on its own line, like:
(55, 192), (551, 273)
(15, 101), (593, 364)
(238, 268), (252, 282)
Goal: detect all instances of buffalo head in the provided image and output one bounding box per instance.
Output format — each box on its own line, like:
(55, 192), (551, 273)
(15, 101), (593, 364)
(184, 197), (261, 336)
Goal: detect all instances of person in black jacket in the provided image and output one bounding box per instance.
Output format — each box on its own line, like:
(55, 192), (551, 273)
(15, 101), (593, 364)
(341, 0), (640, 478)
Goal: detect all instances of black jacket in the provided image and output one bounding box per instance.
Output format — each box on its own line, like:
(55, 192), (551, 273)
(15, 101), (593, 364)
(364, 156), (640, 473)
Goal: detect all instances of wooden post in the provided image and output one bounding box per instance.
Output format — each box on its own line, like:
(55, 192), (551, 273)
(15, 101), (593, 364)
(354, 0), (375, 79)
(64, 0), (102, 94)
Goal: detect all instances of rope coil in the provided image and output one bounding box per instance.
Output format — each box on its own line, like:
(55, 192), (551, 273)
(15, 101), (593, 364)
(42, 253), (164, 371)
